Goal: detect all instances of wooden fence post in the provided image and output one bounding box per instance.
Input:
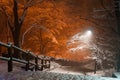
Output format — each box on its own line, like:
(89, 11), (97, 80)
(44, 58), (47, 68)
(7, 43), (13, 72)
(41, 59), (44, 71)
(35, 56), (38, 71)
(94, 59), (97, 74)
(46, 57), (50, 68)
(26, 50), (30, 71)
(48, 59), (50, 68)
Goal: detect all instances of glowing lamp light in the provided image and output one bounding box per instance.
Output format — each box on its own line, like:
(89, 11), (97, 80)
(67, 29), (93, 53)
(82, 30), (92, 43)
(85, 30), (92, 36)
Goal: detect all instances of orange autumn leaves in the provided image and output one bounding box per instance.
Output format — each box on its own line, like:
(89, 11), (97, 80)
(0, 0), (118, 61)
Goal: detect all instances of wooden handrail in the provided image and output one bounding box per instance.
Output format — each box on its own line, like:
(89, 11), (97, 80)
(0, 56), (10, 61)
(12, 58), (28, 64)
(0, 42), (10, 48)
(12, 45), (27, 54)
(0, 42), (51, 72)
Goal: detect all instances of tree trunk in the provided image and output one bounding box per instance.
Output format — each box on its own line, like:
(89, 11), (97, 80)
(116, 52), (120, 72)
(12, 0), (20, 58)
(114, 0), (120, 34)
(114, 0), (120, 72)
(12, 27), (21, 58)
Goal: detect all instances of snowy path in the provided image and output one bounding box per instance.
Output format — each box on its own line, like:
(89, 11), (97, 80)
(0, 60), (118, 80)
(47, 60), (115, 77)
(0, 60), (25, 72)
(0, 71), (119, 80)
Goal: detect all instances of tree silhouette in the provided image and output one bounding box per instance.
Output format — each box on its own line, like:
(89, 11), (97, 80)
(0, 0), (45, 58)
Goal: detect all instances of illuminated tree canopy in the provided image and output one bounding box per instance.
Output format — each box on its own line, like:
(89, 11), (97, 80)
(0, 0), (120, 64)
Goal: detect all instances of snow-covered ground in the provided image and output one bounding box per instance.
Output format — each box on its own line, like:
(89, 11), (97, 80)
(46, 61), (115, 77)
(0, 71), (119, 80)
(0, 60), (25, 73)
(0, 60), (119, 80)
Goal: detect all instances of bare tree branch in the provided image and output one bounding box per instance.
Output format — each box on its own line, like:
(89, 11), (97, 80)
(22, 26), (34, 45)
(99, 0), (114, 17)
(79, 17), (119, 35)
(28, 0), (44, 7)
(19, 7), (28, 25)
(24, 0), (44, 8)
(13, 0), (19, 27)
(19, 0), (44, 26)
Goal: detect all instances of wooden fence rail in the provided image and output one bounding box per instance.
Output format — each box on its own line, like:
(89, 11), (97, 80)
(0, 42), (50, 72)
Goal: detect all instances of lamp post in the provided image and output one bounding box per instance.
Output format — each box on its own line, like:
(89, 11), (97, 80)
(85, 30), (97, 74)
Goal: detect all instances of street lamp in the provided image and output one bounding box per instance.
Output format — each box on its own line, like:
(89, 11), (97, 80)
(85, 30), (98, 74)
(68, 29), (93, 52)
(86, 30), (92, 36)
(81, 30), (93, 43)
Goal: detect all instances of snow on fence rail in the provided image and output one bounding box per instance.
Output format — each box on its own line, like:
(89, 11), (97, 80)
(0, 42), (50, 72)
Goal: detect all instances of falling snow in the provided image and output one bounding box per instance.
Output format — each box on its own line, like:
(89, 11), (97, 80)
(67, 30), (93, 53)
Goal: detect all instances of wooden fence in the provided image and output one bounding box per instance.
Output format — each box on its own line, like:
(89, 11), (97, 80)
(0, 42), (50, 72)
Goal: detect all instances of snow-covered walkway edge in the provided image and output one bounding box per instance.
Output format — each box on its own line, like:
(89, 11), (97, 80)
(0, 60), (119, 80)
(0, 71), (119, 80)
